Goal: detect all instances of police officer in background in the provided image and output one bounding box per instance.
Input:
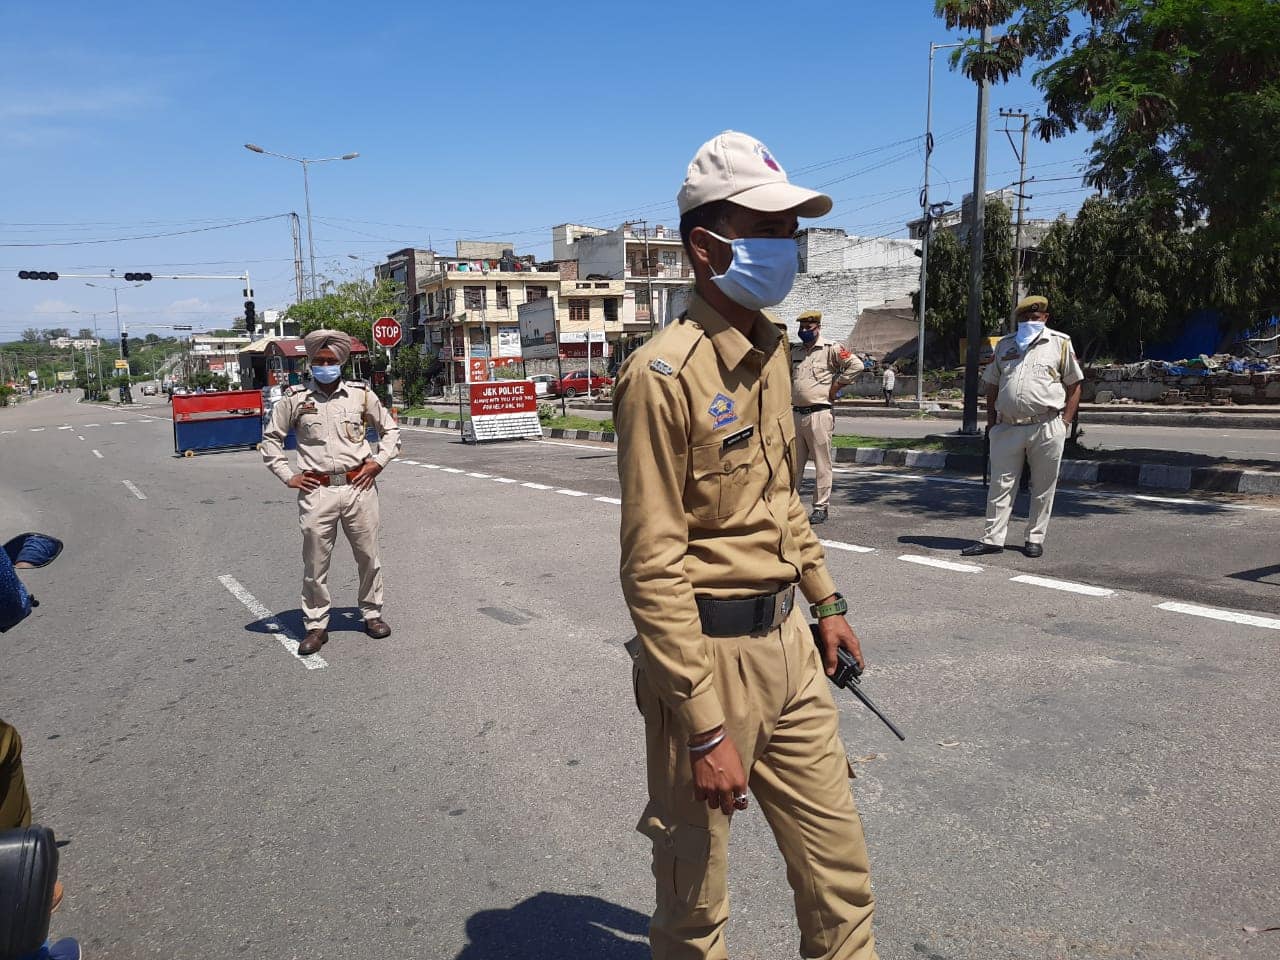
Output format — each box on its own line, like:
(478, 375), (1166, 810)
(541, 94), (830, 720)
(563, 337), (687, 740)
(261, 330), (402, 656)
(614, 130), (880, 960)
(791, 310), (863, 525)
(962, 295), (1083, 559)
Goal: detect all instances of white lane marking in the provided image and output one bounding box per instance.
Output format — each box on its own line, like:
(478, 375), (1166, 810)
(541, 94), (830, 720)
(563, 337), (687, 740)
(111, 421), (127, 425)
(0, 430), (15, 434)
(538, 439), (618, 452)
(898, 554), (984, 573)
(391, 458), (405, 463)
(1133, 494), (1201, 506)
(556, 488), (589, 497)
(58, 425), (72, 430)
(217, 575), (327, 670)
(492, 477), (517, 484)
(467, 472), (492, 478)
(85, 423), (100, 427)
(92, 450), (103, 459)
(522, 482), (552, 490)
(821, 539), (876, 554)
(1010, 574), (1114, 597)
(76, 435), (85, 441)
(121, 479), (146, 499)
(400, 460), (420, 465)
(595, 496), (622, 505)
(422, 463), (440, 469)
(29, 427), (44, 432)
(440, 467), (464, 474)
(1155, 601), (1280, 631)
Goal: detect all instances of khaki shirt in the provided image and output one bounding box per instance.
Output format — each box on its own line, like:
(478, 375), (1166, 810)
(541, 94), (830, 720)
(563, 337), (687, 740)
(981, 328), (1084, 422)
(261, 380), (402, 484)
(790, 336), (864, 406)
(614, 292), (839, 736)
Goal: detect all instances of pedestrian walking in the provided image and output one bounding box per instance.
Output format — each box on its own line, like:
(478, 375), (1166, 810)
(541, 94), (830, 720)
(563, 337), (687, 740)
(791, 310), (863, 525)
(961, 295), (1083, 559)
(614, 130), (880, 960)
(881, 365), (896, 407)
(261, 330), (402, 655)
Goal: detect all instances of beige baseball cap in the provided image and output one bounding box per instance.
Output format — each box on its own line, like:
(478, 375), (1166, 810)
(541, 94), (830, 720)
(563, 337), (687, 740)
(677, 130), (833, 218)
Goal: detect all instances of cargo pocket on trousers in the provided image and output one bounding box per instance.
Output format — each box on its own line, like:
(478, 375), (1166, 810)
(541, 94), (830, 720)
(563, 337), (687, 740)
(637, 807), (712, 910)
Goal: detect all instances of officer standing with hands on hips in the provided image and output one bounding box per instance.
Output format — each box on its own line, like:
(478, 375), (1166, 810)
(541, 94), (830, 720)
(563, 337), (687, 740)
(614, 130), (880, 960)
(961, 295), (1083, 559)
(791, 310), (863, 525)
(261, 329), (402, 656)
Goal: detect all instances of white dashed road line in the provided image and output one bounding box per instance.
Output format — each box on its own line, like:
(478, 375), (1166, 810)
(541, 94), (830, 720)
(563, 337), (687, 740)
(522, 482), (552, 490)
(218, 574), (327, 670)
(467, 472), (492, 479)
(1155, 601), (1280, 631)
(556, 488), (588, 497)
(595, 496), (622, 505)
(440, 467), (464, 474)
(492, 477), (517, 484)
(76, 435), (85, 441)
(29, 427), (44, 432)
(111, 421), (127, 425)
(121, 480), (146, 500)
(58, 425), (72, 430)
(898, 554), (984, 573)
(820, 539), (875, 554)
(1010, 574), (1114, 597)
(92, 450), (103, 459)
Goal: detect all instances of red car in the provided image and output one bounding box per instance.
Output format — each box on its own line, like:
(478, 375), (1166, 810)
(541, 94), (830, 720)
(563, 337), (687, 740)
(555, 370), (613, 398)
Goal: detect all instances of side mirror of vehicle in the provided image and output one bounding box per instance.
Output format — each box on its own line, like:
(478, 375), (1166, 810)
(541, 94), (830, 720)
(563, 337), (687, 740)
(3, 534), (64, 569)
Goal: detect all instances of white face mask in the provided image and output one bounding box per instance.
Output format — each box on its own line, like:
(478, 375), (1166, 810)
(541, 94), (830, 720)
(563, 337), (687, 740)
(1015, 320), (1046, 350)
(705, 230), (798, 310)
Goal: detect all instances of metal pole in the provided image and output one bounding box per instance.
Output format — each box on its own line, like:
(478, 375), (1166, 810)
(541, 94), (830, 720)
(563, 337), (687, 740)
(290, 212), (305, 304)
(962, 25), (992, 436)
(916, 43), (937, 409)
(301, 160), (318, 300)
(642, 220), (654, 334)
(1000, 108), (1031, 332)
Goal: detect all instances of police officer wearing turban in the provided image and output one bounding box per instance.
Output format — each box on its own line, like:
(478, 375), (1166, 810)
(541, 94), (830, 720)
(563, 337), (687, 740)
(962, 296), (1083, 559)
(261, 330), (402, 655)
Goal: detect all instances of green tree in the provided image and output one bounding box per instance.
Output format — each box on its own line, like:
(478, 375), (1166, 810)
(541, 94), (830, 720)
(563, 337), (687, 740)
(1029, 197), (1194, 360)
(913, 198), (1015, 365)
(935, 0), (1280, 327)
(390, 343), (435, 408)
(77, 327), (94, 340)
(20, 328), (40, 343)
(284, 276), (406, 347)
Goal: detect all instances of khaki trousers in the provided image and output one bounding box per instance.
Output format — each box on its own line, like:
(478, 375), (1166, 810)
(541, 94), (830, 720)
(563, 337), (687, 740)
(981, 417), (1067, 547)
(0, 720), (32, 830)
(794, 409), (836, 510)
(299, 483), (384, 630)
(634, 608), (878, 960)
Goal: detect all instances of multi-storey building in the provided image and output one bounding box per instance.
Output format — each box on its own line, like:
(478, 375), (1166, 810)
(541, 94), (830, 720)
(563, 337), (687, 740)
(516, 277), (635, 378)
(375, 247), (441, 334)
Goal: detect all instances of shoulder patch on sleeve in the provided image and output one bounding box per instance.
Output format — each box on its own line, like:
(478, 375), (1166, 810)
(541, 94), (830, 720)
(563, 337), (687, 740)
(648, 358), (674, 376)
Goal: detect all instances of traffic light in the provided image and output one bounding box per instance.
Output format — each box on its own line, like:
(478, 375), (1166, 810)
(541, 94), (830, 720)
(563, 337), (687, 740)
(123, 272), (153, 281)
(121, 334), (130, 358)
(17, 270), (59, 280)
(244, 300), (256, 335)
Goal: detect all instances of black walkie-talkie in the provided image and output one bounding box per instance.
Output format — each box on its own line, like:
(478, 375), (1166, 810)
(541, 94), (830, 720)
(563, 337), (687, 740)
(810, 624), (906, 741)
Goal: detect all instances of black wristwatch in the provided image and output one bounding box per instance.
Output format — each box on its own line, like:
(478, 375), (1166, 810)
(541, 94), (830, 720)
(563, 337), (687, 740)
(810, 592), (848, 619)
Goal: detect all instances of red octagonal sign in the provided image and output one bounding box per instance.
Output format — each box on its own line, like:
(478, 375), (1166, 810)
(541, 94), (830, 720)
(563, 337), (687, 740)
(372, 316), (403, 347)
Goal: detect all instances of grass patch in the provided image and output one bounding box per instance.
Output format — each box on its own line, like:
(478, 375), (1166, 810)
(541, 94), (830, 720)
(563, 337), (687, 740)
(401, 406), (614, 433)
(401, 406), (461, 421)
(832, 433), (979, 453)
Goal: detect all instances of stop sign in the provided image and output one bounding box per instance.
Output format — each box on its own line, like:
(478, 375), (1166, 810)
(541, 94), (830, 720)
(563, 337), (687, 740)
(372, 316), (403, 347)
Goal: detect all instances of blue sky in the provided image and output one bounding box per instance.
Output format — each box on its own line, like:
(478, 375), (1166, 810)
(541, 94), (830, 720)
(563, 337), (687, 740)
(0, 0), (1098, 340)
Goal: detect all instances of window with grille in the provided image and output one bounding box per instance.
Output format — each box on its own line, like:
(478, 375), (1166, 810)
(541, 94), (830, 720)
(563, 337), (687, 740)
(495, 285), (509, 308)
(569, 299), (589, 322)
(603, 298), (618, 323)
(464, 286), (486, 310)
(526, 285), (548, 302)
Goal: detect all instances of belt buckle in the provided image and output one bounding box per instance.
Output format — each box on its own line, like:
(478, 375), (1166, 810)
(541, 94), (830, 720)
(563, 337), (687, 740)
(330, 472), (348, 487)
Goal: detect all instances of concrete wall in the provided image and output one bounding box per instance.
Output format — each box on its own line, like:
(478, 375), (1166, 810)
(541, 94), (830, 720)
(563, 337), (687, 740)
(574, 230), (627, 280)
(456, 240), (514, 259)
(552, 223), (610, 262)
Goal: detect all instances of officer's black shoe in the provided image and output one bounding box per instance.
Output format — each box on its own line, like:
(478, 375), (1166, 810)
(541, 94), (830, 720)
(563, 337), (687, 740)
(808, 507), (828, 525)
(364, 617), (392, 639)
(298, 628), (329, 656)
(1024, 542), (1044, 558)
(960, 542), (1002, 557)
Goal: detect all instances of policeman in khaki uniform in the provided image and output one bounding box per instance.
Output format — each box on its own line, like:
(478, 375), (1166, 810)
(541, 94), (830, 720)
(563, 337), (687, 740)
(962, 295), (1083, 559)
(791, 310), (863, 524)
(261, 330), (402, 655)
(615, 130), (879, 960)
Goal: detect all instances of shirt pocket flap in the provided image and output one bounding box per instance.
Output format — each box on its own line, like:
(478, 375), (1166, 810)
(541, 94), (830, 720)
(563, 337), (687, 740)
(691, 438), (755, 480)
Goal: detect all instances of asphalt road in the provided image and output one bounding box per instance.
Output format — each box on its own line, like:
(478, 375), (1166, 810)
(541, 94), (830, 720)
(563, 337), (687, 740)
(2, 393), (1278, 960)
(564, 404), (1280, 463)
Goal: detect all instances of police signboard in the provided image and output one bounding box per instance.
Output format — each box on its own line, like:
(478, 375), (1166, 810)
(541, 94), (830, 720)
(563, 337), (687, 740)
(462, 380), (542, 443)
(372, 317), (402, 347)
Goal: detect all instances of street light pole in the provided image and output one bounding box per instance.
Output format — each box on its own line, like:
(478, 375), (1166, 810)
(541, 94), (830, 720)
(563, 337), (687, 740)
(244, 144), (359, 301)
(962, 24), (993, 436)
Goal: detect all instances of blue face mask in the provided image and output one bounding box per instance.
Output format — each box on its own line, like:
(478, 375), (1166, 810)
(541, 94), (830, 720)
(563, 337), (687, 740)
(1014, 321), (1046, 351)
(798, 327), (819, 344)
(705, 231), (798, 310)
(311, 364), (342, 384)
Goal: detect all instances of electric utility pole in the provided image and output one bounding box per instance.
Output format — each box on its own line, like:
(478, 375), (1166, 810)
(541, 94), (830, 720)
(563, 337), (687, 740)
(1000, 107), (1032, 332)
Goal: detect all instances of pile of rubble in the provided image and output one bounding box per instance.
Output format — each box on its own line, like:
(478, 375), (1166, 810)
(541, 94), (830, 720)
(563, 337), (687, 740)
(1085, 354), (1280, 405)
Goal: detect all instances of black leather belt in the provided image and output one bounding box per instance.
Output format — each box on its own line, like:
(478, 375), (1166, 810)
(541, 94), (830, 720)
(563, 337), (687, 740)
(696, 587), (795, 637)
(792, 404), (831, 415)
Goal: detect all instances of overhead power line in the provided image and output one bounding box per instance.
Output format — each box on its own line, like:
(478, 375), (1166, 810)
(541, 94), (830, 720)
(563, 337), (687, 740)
(0, 214), (291, 248)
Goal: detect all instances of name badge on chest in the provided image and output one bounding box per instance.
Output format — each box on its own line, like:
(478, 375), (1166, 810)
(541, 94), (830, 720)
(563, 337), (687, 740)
(720, 425), (754, 452)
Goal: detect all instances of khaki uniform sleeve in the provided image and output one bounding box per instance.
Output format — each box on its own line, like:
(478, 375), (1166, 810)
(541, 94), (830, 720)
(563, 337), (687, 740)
(1061, 338), (1084, 387)
(981, 355), (1002, 388)
(261, 394), (296, 485)
(615, 364), (723, 736)
(364, 390), (402, 466)
(831, 345), (864, 384)
(787, 473), (839, 604)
